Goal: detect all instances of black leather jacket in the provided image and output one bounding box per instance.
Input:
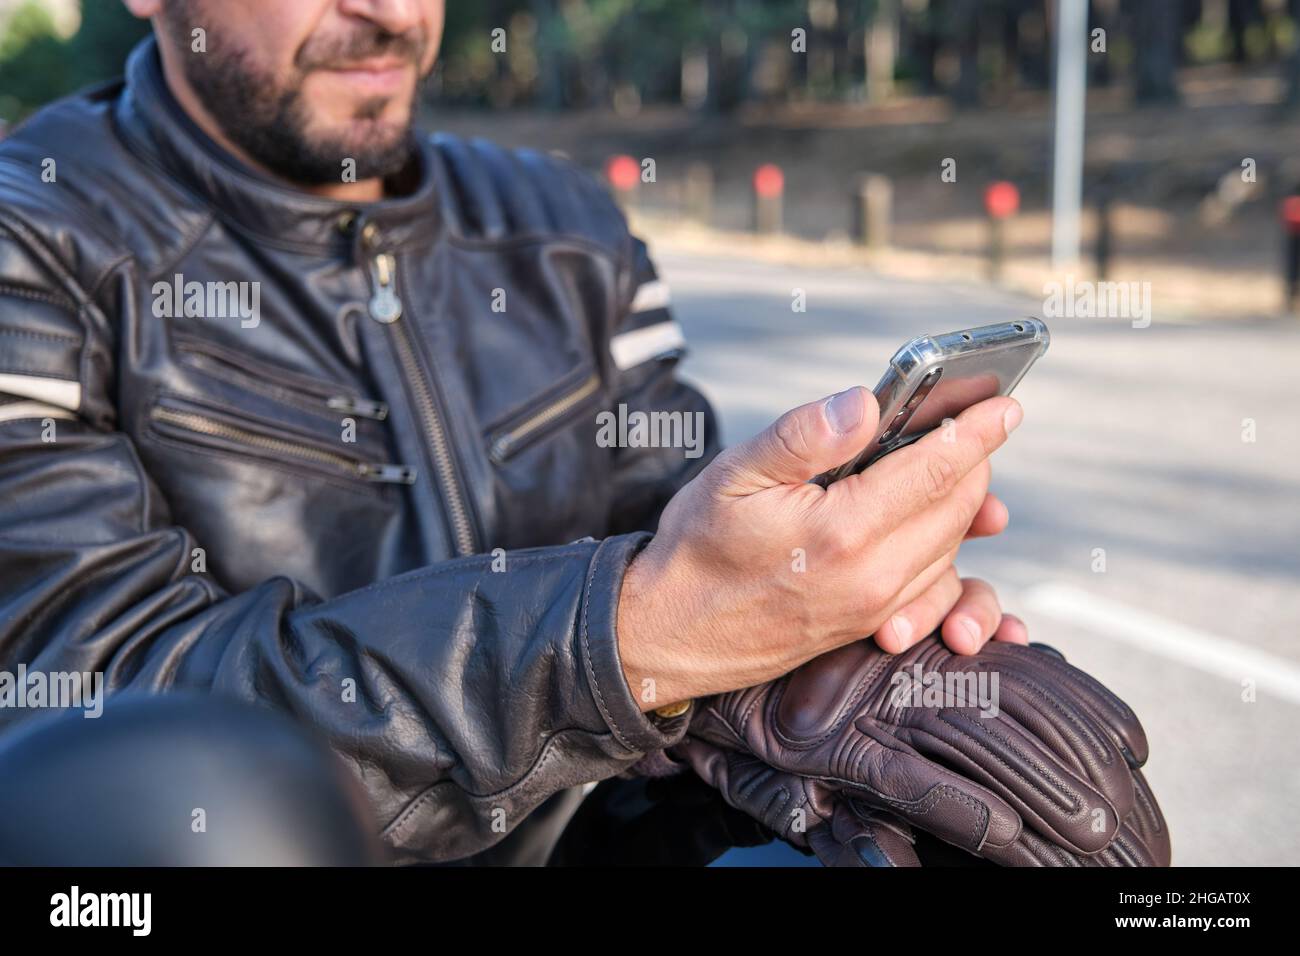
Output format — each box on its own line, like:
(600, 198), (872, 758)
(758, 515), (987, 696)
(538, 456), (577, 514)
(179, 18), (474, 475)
(0, 39), (718, 863)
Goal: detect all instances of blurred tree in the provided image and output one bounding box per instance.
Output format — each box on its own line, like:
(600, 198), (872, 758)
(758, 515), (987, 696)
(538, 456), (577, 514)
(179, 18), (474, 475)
(2, 0), (1284, 122)
(65, 0), (149, 89)
(530, 0), (565, 108)
(1286, 0), (1300, 107)
(0, 0), (148, 123)
(0, 2), (67, 122)
(865, 0), (898, 102)
(950, 0), (983, 107)
(903, 0), (942, 93)
(1131, 0), (1182, 103)
(1089, 0), (1119, 87)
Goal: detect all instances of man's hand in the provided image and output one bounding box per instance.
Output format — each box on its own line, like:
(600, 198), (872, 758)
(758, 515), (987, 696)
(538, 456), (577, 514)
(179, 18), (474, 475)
(876, 574), (1029, 655)
(617, 386), (1023, 709)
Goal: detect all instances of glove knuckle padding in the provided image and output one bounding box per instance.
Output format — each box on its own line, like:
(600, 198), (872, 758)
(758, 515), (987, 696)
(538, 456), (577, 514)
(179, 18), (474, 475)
(773, 641), (886, 741)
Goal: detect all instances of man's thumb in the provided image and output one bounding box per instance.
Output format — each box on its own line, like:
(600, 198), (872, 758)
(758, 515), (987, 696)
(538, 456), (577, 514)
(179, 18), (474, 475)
(722, 386), (879, 491)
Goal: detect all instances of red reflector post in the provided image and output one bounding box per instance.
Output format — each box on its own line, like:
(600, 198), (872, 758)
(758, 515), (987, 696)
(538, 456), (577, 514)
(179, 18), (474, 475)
(985, 181), (1020, 220)
(605, 155), (640, 193)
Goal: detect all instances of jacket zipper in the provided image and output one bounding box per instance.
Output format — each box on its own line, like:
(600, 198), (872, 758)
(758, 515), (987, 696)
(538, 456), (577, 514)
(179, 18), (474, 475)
(150, 406), (415, 484)
(488, 372), (601, 464)
(176, 339), (389, 420)
(365, 249), (478, 555)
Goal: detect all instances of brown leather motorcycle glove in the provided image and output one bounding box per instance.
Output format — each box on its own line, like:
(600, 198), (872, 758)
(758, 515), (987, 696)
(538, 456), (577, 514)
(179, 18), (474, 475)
(676, 636), (1155, 866)
(672, 738), (918, 865)
(677, 737), (1170, 866)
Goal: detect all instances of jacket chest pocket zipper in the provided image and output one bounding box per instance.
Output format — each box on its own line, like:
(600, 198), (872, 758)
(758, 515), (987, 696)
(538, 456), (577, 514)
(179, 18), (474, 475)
(488, 372), (601, 464)
(150, 405), (415, 484)
(175, 339), (389, 421)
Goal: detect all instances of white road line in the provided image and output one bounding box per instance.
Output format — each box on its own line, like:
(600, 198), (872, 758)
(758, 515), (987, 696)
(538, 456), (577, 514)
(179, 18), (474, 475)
(1021, 581), (1300, 705)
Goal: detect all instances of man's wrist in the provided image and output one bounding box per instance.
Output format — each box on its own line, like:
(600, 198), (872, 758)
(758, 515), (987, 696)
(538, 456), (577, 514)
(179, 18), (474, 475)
(581, 534), (693, 753)
(617, 545), (696, 713)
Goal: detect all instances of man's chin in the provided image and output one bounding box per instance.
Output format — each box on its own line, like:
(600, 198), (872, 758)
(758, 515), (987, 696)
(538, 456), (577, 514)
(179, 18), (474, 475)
(303, 67), (417, 122)
(311, 121), (414, 171)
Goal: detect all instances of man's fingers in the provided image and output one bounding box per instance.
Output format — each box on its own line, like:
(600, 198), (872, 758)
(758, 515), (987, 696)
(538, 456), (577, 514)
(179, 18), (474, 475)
(875, 461), (991, 588)
(868, 544), (960, 653)
(939, 577), (1003, 655)
(964, 493), (1008, 539)
(994, 612), (1030, 645)
(712, 386), (881, 494)
(834, 396), (1021, 538)
(878, 573), (1008, 657)
(876, 565), (962, 654)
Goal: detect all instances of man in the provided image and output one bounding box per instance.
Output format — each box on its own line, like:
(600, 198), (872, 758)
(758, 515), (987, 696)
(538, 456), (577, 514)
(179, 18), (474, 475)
(0, 0), (1145, 864)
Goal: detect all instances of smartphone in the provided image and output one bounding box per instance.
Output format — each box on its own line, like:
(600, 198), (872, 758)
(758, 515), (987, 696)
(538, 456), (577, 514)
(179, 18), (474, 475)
(814, 318), (1050, 486)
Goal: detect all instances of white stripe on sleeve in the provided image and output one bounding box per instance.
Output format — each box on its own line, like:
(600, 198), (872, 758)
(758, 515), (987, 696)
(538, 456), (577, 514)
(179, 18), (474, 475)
(629, 279), (671, 313)
(609, 320), (686, 370)
(0, 400), (77, 424)
(0, 373), (81, 411)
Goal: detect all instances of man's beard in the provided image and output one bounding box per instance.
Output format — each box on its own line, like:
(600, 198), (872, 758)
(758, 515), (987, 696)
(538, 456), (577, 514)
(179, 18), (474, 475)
(160, 7), (426, 185)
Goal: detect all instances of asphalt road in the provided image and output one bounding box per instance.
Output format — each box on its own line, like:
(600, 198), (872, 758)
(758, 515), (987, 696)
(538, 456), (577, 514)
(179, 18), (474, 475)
(656, 248), (1300, 866)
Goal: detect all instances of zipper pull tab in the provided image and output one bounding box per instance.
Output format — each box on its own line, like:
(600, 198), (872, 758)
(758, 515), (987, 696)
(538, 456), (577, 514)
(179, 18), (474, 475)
(328, 395), (389, 420)
(368, 253), (403, 323)
(358, 462), (417, 484)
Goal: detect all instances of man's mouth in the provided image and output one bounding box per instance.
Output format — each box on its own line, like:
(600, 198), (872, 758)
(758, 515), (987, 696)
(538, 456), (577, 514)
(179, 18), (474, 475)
(318, 58), (413, 95)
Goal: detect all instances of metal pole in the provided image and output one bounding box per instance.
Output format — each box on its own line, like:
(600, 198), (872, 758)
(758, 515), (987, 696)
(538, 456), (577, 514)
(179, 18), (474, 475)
(1051, 0), (1088, 270)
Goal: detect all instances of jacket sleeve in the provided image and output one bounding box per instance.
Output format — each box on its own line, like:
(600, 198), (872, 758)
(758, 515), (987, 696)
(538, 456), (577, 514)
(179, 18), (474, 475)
(0, 220), (690, 864)
(602, 232), (722, 535)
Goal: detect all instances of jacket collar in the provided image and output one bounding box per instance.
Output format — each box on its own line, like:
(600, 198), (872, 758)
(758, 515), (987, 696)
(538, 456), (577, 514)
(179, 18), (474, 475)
(115, 36), (440, 256)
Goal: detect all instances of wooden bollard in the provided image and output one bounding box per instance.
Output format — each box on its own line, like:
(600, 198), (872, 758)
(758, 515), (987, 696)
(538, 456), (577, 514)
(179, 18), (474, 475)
(983, 181), (1020, 281)
(685, 162), (713, 225)
(1282, 196), (1300, 313)
(752, 164), (784, 235)
(1095, 191), (1113, 281)
(853, 173), (892, 249)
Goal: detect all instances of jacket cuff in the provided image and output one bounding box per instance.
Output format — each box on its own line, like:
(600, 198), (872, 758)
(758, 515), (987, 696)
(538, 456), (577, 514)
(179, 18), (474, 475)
(579, 532), (691, 755)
